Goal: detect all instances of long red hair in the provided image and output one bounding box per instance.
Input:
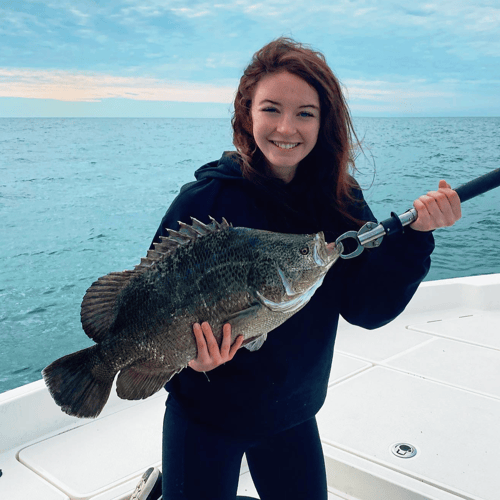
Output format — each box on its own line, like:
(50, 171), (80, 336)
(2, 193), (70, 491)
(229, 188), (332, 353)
(231, 37), (363, 226)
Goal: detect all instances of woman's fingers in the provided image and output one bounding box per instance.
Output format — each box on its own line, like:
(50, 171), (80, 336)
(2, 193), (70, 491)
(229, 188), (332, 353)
(411, 179), (461, 232)
(219, 323), (232, 359)
(191, 322), (210, 362)
(228, 332), (245, 358)
(188, 322), (243, 373)
(201, 321), (222, 363)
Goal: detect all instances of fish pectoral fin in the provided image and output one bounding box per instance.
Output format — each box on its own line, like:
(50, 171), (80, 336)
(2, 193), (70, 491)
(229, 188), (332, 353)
(243, 333), (268, 352)
(224, 304), (267, 351)
(224, 303), (262, 328)
(116, 361), (182, 400)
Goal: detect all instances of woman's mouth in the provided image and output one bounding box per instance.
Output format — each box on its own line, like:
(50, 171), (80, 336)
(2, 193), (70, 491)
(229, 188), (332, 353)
(271, 141), (300, 150)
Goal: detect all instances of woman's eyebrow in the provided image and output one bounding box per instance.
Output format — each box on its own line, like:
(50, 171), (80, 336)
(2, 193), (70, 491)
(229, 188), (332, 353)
(259, 99), (319, 109)
(259, 99), (280, 106)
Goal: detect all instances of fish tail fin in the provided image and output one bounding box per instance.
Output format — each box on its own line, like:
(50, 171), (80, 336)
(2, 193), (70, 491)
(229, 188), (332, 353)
(42, 345), (115, 418)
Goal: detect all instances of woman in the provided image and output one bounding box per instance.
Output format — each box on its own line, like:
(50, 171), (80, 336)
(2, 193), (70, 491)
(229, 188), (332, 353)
(134, 37), (461, 500)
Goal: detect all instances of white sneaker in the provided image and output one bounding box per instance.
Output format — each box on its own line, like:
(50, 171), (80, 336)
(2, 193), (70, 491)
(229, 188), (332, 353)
(130, 467), (162, 500)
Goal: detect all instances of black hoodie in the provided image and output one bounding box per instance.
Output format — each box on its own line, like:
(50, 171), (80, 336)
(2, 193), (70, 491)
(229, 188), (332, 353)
(151, 152), (434, 436)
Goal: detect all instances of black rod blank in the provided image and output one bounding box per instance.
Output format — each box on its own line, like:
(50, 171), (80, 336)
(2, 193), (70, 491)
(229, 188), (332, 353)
(454, 168), (500, 203)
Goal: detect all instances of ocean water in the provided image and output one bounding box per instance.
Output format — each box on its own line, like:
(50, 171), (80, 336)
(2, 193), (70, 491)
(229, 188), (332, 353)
(1, 117), (499, 394)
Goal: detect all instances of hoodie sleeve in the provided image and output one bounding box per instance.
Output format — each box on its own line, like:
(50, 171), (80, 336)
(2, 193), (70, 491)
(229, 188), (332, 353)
(336, 192), (435, 330)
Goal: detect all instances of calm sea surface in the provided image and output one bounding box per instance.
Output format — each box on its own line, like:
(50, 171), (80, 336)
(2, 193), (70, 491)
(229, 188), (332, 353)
(1, 117), (499, 394)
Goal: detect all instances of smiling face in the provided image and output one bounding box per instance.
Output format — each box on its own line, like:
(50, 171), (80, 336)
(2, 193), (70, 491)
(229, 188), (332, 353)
(250, 71), (321, 183)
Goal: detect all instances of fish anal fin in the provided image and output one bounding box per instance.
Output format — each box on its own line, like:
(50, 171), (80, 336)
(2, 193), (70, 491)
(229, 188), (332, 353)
(116, 361), (182, 400)
(81, 271), (137, 342)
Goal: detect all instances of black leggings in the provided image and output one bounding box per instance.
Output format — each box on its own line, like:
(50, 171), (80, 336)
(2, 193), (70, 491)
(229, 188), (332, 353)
(162, 405), (328, 500)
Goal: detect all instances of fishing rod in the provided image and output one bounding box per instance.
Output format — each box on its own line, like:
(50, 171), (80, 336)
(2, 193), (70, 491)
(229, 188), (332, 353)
(336, 167), (500, 259)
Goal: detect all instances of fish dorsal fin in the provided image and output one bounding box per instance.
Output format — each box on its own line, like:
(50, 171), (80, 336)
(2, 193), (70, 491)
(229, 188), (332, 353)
(80, 217), (232, 342)
(134, 216), (232, 272)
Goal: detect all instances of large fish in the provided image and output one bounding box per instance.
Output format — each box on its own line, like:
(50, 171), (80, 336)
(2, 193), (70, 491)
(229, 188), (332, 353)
(42, 217), (341, 418)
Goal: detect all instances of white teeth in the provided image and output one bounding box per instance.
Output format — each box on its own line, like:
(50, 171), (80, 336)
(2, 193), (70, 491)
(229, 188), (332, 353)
(272, 141), (299, 150)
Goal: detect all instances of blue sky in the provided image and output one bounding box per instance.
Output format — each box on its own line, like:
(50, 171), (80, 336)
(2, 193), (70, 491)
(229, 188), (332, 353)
(1, 0), (499, 117)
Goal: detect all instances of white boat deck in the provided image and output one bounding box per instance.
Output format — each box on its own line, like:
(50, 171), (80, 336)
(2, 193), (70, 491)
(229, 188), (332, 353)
(1, 274), (499, 500)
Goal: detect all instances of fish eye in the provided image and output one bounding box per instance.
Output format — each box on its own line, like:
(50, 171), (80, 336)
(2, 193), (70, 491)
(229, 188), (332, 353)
(299, 247), (309, 255)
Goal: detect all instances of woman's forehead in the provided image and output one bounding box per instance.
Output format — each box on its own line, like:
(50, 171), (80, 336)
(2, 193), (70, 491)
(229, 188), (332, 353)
(252, 71), (320, 108)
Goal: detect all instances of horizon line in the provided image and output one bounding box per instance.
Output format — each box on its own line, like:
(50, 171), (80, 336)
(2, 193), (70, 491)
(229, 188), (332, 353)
(1, 115), (499, 119)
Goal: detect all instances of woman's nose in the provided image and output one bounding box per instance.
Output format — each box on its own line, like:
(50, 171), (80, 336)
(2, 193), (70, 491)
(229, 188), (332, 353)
(276, 114), (296, 135)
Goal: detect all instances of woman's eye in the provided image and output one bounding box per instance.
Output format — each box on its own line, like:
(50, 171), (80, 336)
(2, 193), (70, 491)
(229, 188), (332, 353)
(299, 111), (314, 118)
(263, 107), (278, 113)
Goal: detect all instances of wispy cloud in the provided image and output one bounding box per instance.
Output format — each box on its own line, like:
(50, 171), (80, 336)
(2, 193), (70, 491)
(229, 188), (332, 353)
(0, 69), (236, 103)
(1, 0), (498, 116)
(0, 67), (461, 114)
(170, 6), (211, 18)
(0, 8), (44, 36)
(342, 77), (453, 115)
(67, 7), (91, 24)
(344, 78), (455, 102)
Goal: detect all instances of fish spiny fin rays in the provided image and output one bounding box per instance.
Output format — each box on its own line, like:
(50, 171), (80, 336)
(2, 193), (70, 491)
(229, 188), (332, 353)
(190, 216), (232, 235)
(138, 216), (233, 272)
(81, 270), (136, 342)
(244, 333), (268, 352)
(116, 361), (182, 400)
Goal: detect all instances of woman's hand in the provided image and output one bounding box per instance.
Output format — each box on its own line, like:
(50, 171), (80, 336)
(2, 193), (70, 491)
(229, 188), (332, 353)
(410, 180), (462, 232)
(188, 322), (244, 373)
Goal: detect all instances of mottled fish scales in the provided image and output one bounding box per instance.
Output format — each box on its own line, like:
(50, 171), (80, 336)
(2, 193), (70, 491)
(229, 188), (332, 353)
(43, 217), (341, 418)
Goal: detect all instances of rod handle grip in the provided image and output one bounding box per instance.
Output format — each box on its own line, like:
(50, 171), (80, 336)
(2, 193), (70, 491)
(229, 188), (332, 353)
(454, 168), (500, 203)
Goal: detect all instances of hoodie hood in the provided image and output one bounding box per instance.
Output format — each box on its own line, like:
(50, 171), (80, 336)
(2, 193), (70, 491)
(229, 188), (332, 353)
(194, 152), (245, 182)
(190, 151), (335, 234)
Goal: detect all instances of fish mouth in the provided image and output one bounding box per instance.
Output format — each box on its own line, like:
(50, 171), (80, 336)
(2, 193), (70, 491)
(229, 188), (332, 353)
(314, 232), (340, 269)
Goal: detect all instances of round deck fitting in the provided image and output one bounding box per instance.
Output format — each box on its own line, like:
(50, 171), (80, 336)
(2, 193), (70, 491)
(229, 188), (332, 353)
(391, 443), (417, 458)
